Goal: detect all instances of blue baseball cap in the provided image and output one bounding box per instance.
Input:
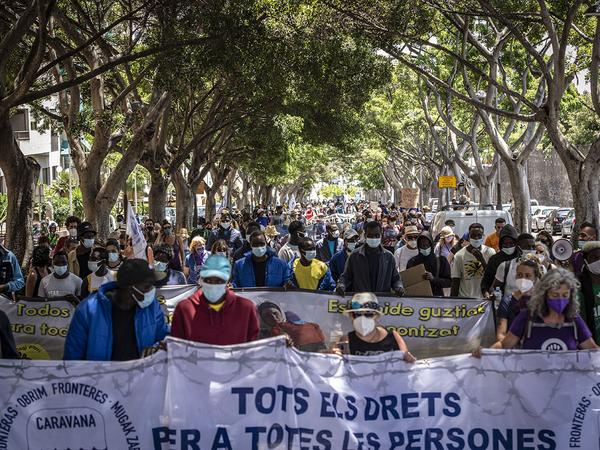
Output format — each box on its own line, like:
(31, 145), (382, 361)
(200, 254), (231, 281)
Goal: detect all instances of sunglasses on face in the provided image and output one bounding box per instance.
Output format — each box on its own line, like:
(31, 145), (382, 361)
(351, 312), (377, 318)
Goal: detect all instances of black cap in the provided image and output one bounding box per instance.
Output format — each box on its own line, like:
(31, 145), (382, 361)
(117, 259), (163, 287)
(77, 221), (97, 236)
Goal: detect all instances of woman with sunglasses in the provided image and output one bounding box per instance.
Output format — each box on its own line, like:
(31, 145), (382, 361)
(334, 292), (416, 361)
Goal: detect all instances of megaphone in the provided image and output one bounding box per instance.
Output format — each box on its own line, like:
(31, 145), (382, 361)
(552, 239), (573, 262)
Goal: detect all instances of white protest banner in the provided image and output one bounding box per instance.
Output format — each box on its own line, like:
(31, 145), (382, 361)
(126, 201), (147, 260)
(1, 338), (600, 448)
(238, 289), (495, 358)
(0, 351), (166, 450)
(0, 295), (75, 360)
(156, 284), (198, 325)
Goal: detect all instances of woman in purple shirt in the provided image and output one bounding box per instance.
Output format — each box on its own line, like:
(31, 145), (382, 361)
(494, 268), (598, 351)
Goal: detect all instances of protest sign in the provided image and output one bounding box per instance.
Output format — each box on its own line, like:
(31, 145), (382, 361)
(238, 289), (495, 357)
(0, 295), (75, 359)
(126, 201), (147, 260)
(0, 337), (599, 449)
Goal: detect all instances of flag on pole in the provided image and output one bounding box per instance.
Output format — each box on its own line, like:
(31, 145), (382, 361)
(289, 194), (296, 211)
(126, 201), (147, 260)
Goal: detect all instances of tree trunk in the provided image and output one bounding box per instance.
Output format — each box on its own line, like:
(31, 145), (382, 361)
(565, 160), (600, 233)
(96, 199), (113, 238)
(0, 116), (40, 266)
(205, 188), (217, 222)
(148, 169), (168, 222)
(172, 171), (194, 230)
(505, 161), (531, 232)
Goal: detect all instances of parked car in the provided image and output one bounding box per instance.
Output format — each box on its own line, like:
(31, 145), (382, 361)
(531, 206), (559, 232)
(544, 208), (573, 235)
(561, 209), (576, 238)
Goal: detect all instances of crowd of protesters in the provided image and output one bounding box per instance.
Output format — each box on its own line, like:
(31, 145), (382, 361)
(0, 197), (598, 361)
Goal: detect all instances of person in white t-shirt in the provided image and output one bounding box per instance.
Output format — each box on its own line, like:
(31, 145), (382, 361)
(394, 226), (420, 272)
(450, 223), (495, 298)
(39, 251), (82, 299)
(81, 246), (115, 298)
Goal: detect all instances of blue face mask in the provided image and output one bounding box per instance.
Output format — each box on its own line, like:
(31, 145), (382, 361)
(470, 238), (483, 248)
(154, 261), (168, 272)
(502, 246), (516, 255)
(53, 265), (68, 276)
(132, 286), (155, 309)
(303, 250), (317, 261)
(252, 246), (267, 257)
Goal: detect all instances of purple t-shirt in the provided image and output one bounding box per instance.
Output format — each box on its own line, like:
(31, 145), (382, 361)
(509, 310), (592, 351)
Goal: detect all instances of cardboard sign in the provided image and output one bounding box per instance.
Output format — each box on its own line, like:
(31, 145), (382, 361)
(400, 264), (433, 296)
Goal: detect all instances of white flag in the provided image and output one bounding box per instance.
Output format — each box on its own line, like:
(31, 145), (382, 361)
(126, 201), (147, 260)
(289, 194), (296, 210)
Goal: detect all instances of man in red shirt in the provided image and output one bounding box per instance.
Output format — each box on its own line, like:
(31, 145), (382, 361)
(171, 254), (259, 345)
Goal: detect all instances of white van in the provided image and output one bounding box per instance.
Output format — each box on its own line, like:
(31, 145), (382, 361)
(431, 206), (514, 240)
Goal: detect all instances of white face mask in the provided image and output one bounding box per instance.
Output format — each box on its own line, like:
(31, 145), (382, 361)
(108, 252), (120, 263)
(366, 238), (381, 248)
(347, 242), (357, 252)
(202, 283), (227, 303)
(586, 260), (600, 276)
(68, 228), (77, 237)
(221, 222), (231, 230)
(515, 278), (534, 293)
(132, 286), (156, 309)
(331, 230), (340, 239)
(154, 261), (168, 272)
(536, 254), (546, 263)
(406, 240), (417, 249)
(353, 316), (376, 336)
(83, 238), (95, 249)
(88, 261), (99, 273)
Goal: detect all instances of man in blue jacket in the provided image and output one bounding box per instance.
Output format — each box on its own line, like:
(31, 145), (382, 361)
(329, 229), (359, 284)
(0, 244), (24, 298)
(63, 259), (169, 361)
(232, 231), (291, 288)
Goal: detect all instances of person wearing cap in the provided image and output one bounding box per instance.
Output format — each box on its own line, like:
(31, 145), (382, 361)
(153, 244), (187, 286)
(63, 258), (168, 361)
(329, 229), (359, 284)
(451, 223), (495, 298)
(206, 212), (243, 257)
(316, 223), (344, 264)
(258, 302), (326, 352)
(67, 221), (97, 278)
(171, 255), (259, 345)
(333, 292), (415, 360)
(290, 237), (336, 291)
(433, 226), (456, 260)
(336, 221), (404, 296)
(393, 225), (420, 272)
(81, 245), (115, 298)
(577, 241), (600, 344)
(232, 230), (291, 288)
(406, 231), (451, 297)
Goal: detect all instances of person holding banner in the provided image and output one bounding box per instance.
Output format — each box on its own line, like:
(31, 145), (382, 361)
(334, 293), (415, 360)
(171, 255), (259, 345)
(336, 221), (404, 296)
(63, 259), (169, 361)
(232, 231), (291, 288)
(493, 269), (598, 351)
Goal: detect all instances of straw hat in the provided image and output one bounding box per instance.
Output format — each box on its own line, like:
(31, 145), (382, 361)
(265, 225), (280, 237)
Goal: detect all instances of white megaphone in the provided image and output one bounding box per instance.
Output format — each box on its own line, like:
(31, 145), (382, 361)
(552, 239), (573, 262)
